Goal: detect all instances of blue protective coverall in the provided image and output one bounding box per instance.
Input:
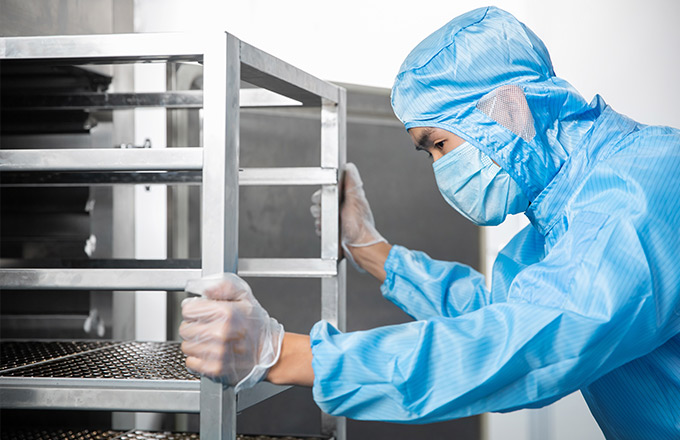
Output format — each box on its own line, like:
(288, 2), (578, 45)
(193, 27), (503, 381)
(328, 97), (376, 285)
(309, 7), (680, 439)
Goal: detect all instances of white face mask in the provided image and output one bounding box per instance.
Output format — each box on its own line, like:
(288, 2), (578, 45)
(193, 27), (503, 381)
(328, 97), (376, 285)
(432, 142), (530, 226)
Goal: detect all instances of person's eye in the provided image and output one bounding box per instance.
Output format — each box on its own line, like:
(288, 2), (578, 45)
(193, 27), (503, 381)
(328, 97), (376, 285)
(434, 141), (445, 150)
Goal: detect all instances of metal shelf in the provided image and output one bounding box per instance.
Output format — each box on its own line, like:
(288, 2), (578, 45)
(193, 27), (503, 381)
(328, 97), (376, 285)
(2, 92), (204, 111)
(1, 89), (302, 111)
(239, 258), (338, 278)
(1, 340), (117, 371)
(0, 376), (286, 413)
(0, 149), (203, 172)
(239, 41), (339, 106)
(0, 171), (203, 187)
(0, 33), (338, 107)
(239, 168), (337, 186)
(0, 268), (201, 291)
(0, 429), (325, 440)
(0, 259), (338, 290)
(1, 428), (125, 440)
(0, 33), (204, 63)
(0, 341), (288, 413)
(0, 168), (337, 187)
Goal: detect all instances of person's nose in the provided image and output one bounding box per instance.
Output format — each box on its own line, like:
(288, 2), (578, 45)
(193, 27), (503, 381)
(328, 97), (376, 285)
(431, 150), (445, 162)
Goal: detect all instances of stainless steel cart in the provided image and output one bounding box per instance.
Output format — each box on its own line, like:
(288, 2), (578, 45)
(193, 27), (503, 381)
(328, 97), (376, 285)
(0, 32), (346, 440)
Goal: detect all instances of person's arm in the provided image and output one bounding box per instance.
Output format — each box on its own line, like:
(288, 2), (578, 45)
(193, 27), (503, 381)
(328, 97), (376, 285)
(369, 225), (543, 321)
(264, 233), (490, 386)
(266, 332), (314, 386)
(263, 236), (483, 387)
(347, 241), (392, 282)
(308, 214), (677, 422)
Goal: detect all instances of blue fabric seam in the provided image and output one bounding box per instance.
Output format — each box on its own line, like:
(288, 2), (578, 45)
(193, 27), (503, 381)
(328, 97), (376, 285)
(398, 7), (490, 75)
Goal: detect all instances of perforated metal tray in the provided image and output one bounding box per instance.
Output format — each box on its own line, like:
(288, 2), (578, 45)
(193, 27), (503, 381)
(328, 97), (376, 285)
(0, 341), (288, 413)
(0, 429), (122, 440)
(0, 341), (198, 380)
(0, 430), (321, 440)
(0, 341), (116, 372)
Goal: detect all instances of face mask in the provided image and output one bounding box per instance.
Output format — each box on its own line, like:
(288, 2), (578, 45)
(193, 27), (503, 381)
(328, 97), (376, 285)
(432, 142), (529, 226)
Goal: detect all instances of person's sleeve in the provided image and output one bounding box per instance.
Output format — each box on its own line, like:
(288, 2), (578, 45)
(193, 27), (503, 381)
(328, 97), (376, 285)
(311, 213), (678, 423)
(380, 244), (496, 320)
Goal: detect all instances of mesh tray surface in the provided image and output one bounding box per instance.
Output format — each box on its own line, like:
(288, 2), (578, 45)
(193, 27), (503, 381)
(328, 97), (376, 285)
(112, 432), (199, 440)
(0, 341), (198, 380)
(0, 341), (116, 372)
(0, 429), (122, 440)
(1, 431), (321, 440)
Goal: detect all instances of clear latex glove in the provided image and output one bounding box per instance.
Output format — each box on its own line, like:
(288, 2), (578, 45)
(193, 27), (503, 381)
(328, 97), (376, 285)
(179, 273), (284, 393)
(310, 163), (387, 271)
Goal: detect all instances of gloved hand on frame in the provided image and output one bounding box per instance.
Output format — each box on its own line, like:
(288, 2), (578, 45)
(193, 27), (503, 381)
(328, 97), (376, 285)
(180, 273), (284, 393)
(310, 163), (387, 271)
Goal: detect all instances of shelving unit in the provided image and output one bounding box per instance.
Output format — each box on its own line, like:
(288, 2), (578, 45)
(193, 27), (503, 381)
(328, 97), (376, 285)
(0, 33), (346, 440)
(1, 428), (323, 440)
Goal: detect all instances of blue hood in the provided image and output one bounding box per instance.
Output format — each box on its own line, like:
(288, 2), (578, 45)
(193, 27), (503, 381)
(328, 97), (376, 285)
(391, 6), (602, 203)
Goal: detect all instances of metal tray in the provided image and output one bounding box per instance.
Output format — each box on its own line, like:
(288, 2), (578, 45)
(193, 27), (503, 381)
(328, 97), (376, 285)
(1, 341), (198, 381)
(0, 341), (287, 413)
(0, 430), (322, 440)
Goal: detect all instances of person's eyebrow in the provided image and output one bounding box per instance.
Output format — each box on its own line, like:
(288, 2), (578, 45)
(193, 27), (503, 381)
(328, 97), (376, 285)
(414, 128), (435, 151)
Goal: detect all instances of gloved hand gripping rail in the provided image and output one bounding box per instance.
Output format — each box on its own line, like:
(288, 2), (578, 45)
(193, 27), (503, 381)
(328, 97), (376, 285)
(180, 273), (284, 393)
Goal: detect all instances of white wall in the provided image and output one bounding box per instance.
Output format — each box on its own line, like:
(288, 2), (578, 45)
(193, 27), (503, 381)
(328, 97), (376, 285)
(133, 1), (680, 438)
(135, 0), (679, 129)
(133, 63), (168, 343)
(134, 0), (529, 86)
(524, 0), (680, 128)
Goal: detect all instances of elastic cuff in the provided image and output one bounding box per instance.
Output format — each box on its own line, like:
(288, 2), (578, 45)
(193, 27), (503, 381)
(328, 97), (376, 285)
(234, 321), (285, 394)
(309, 320), (344, 415)
(380, 244), (403, 294)
(309, 320), (342, 379)
(346, 237), (388, 248)
(342, 242), (366, 273)
(343, 238), (389, 274)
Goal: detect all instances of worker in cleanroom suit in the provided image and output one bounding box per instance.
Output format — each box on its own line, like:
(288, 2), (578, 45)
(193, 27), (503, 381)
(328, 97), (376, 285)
(179, 6), (680, 439)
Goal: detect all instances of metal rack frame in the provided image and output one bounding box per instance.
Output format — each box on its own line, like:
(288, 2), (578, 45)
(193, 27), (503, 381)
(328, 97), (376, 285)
(0, 32), (346, 440)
